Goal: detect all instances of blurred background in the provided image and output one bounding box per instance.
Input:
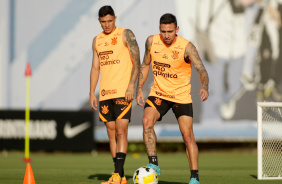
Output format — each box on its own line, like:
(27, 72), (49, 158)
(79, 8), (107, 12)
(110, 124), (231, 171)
(1, 0), (282, 152)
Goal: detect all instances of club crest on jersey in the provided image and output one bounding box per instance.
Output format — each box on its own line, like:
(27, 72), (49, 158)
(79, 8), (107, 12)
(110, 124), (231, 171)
(101, 105), (109, 114)
(155, 98), (162, 106)
(171, 51), (179, 60)
(111, 37), (118, 45)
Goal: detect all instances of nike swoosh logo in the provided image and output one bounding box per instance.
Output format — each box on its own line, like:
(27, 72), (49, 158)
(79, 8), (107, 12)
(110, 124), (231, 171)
(121, 106), (127, 111)
(64, 122), (91, 138)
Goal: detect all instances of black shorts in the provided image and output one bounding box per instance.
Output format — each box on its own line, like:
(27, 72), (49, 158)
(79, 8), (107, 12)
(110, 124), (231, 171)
(144, 96), (193, 121)
(99, 97), (132, 122)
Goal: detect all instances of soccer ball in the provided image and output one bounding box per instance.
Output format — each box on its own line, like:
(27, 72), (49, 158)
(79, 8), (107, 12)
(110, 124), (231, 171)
(133, 166), (158, 184)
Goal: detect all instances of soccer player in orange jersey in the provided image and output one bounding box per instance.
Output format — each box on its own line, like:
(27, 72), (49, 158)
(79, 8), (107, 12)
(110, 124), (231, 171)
(136, 13), (209, 184)
(89, 5), (140, 184)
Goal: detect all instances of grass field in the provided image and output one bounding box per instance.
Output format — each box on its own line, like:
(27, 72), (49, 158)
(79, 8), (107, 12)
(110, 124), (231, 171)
(0, 151), (281, 184)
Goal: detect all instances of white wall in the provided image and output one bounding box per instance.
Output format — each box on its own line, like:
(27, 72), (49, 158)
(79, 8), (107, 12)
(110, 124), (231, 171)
(0, 0), (10, 108)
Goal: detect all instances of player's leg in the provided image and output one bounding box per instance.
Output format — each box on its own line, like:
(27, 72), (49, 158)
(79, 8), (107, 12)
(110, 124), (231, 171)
(111, 98), (132, 184)
(99, 100), (116, 184)
(115, 119), (129, 153)
(100, 121), (117, 184)
(143, 106), (161, 174)
(143, 107), (159, 157)
(114, 118), (129, 182)
(105, 121), (117, 166)
(143, 96), (170, 175)
(185, 147), (192, 170)
(178, 116), (199, 184)
(178, 116), (198, 169)
(173, 103), (199, 184)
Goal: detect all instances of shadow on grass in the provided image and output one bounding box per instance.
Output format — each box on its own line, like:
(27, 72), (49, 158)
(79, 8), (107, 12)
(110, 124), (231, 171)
(250, 175), (257, 179)
(88, 174), (185, 184)
(158, 181), (186, 184)
(88, 174), (132, 181)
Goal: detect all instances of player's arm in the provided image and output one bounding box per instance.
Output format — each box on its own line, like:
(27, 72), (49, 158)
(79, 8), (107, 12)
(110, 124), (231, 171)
(136, 35), (153, 106)
(123, 29), (141, 102)
(185, 42), (209, 101)
(89, 37), (100, 110)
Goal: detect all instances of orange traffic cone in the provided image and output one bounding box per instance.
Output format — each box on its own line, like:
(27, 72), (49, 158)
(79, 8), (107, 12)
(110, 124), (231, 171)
(23, 163), (36, 184)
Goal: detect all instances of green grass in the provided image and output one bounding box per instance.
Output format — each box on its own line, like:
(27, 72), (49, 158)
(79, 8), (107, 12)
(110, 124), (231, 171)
(0, 151), (281, 184)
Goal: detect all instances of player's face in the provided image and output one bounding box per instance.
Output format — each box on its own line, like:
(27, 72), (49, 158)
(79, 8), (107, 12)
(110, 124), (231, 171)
(159, 23), (179, 45)
(99, 14), (116, 34)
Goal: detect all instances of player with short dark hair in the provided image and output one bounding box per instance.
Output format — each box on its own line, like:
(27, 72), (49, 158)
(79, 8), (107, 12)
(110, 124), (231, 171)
(89, 5), (140, 184)
(98, 5), (115, 17)
(136, 13), (209, 184)
(159, 13), (177, 27)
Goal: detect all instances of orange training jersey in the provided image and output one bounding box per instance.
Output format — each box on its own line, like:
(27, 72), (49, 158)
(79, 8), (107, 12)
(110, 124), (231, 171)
(149, 34), (192, 103)
(96, 27), (132, 101)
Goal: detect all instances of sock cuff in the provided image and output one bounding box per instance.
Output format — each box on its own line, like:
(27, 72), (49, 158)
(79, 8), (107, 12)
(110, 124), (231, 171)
(148, 156), (158, 166)
(116, 152), (126, 159)
(191, 170), (199, 181)
(148, 155), (157, 159)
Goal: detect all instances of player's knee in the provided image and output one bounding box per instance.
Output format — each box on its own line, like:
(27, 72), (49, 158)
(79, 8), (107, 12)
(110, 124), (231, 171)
(116, 132), (127, 141)
(107, 131), (116, 139)
(116, 127), (127, 137)
(182, 132), (195, 145)
(142, 116), (154, 129)
(107, 126), (115, 133)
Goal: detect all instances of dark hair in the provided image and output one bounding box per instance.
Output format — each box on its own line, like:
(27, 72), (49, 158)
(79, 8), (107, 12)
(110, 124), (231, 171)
(160, 13), (177, 27)
(98, 5), (115, 17)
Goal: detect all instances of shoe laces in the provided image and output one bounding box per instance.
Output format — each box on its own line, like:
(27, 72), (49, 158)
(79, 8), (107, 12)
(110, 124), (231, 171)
(108, 173), (115, 181)
(112, 173), (121, 182)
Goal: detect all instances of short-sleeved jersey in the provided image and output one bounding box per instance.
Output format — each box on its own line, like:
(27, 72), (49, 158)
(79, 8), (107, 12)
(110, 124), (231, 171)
(95, 27), (132, 101)
(149, 34), (192, 104)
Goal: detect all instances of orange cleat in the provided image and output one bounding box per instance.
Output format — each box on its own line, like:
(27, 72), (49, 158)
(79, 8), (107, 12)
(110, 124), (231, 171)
(121, 176), (127, 184)
(101, 173), (114, 184)
(110, 173), (121, 184)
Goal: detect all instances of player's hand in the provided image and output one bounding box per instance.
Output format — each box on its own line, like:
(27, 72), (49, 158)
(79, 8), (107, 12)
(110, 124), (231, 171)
(199, 88), (209, 101)
(89, 94), (98, 110)
(125, 84), (134, 102)
(136, 88), (145, 106)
